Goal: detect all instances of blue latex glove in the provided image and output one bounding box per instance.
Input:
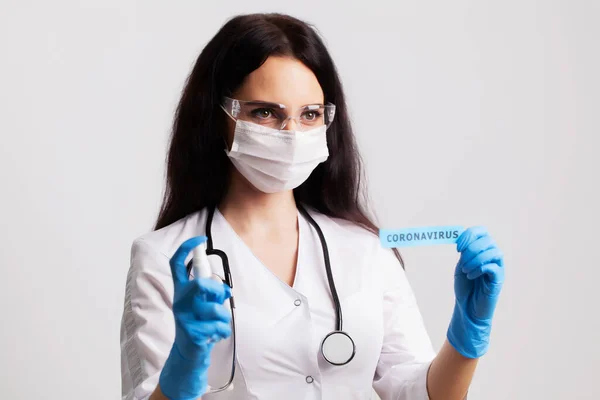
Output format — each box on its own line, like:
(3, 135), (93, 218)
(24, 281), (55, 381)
(159, 236), (232, 400)
(447, 226), (505, 358)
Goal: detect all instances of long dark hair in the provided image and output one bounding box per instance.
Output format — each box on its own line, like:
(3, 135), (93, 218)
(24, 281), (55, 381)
(154, 12), (403, 266)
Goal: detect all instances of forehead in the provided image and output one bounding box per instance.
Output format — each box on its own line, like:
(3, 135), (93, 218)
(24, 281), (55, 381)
(233, 56), (324, 107)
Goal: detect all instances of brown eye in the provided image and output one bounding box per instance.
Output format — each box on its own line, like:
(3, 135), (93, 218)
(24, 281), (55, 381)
(302, 110), (322, 122)
(251, 108), (273, 119)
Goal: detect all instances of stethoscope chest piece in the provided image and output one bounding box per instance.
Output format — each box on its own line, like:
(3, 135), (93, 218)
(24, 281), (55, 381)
(320, 330), (356, 366)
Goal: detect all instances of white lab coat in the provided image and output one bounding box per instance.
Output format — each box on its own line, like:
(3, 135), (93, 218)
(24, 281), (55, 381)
(121, 207), (436, 400)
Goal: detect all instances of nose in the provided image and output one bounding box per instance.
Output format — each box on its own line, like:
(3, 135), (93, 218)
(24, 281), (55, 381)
(281, 117), (299, 131)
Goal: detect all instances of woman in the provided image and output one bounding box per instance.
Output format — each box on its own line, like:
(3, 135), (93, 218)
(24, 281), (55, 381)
(120, 12), (505, 400)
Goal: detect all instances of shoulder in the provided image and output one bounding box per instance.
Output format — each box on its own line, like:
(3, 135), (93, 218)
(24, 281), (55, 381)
(306, 207), (395, 259)
(131, 209), (208, 260)
(125, 209), (209, 299)
(304, 207), (403, 288)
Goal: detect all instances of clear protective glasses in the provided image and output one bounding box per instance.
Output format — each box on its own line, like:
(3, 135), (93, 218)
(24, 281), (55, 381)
(221, 96), (336, 131)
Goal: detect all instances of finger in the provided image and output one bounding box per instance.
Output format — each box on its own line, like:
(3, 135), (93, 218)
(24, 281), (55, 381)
(453, 261), (473, 302)
(456, 226), (488, 253)
(466, 262), (505, 285)
(193, 301), (232, 324)
(462, 247), (504, 274)
(458, 235), (496, 268)
(194, 278), (232, 304)
(173, 279), (231, 317)
(170, 236), (208, 286)
(189, 321), (232, 342)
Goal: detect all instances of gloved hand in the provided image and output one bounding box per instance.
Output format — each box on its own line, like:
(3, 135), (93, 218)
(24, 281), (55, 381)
(159, 236), (232, 400)
(447, 226), (505, 359)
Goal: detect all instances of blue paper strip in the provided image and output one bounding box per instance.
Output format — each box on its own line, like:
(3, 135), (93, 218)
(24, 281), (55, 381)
(379, 226), (465, 248)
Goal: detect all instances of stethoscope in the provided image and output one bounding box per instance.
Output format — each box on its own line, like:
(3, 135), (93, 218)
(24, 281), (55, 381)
(187, 204), (356, 393)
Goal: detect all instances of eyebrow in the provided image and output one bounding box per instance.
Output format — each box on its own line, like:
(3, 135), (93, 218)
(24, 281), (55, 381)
(244, 100), (325, 108)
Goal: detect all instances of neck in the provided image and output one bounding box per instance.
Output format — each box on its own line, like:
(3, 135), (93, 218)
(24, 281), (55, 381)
(218, 173), (298, 234)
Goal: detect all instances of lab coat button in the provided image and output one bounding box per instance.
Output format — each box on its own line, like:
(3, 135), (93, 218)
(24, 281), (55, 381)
(294, 299), (302, 306)
(305, 376), (314, 384)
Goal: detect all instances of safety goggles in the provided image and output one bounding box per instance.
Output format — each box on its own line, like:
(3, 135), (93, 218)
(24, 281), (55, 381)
(221, 96), (336, 131)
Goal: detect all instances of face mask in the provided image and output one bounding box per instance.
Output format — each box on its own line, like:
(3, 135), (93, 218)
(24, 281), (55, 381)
(224, 120), (329, 193)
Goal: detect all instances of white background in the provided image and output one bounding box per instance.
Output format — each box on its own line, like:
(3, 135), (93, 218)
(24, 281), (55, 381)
(1, 1), (598, 399)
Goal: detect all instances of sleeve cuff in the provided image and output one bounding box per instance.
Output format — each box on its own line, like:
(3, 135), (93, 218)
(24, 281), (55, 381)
(373, 360), (433, 400)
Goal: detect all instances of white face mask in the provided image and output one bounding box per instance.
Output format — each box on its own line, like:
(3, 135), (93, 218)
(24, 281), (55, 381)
(224, 120), (329, 193)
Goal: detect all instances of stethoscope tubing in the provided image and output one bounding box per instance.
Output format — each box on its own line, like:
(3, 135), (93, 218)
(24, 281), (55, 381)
(185, 204), (352, 393)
